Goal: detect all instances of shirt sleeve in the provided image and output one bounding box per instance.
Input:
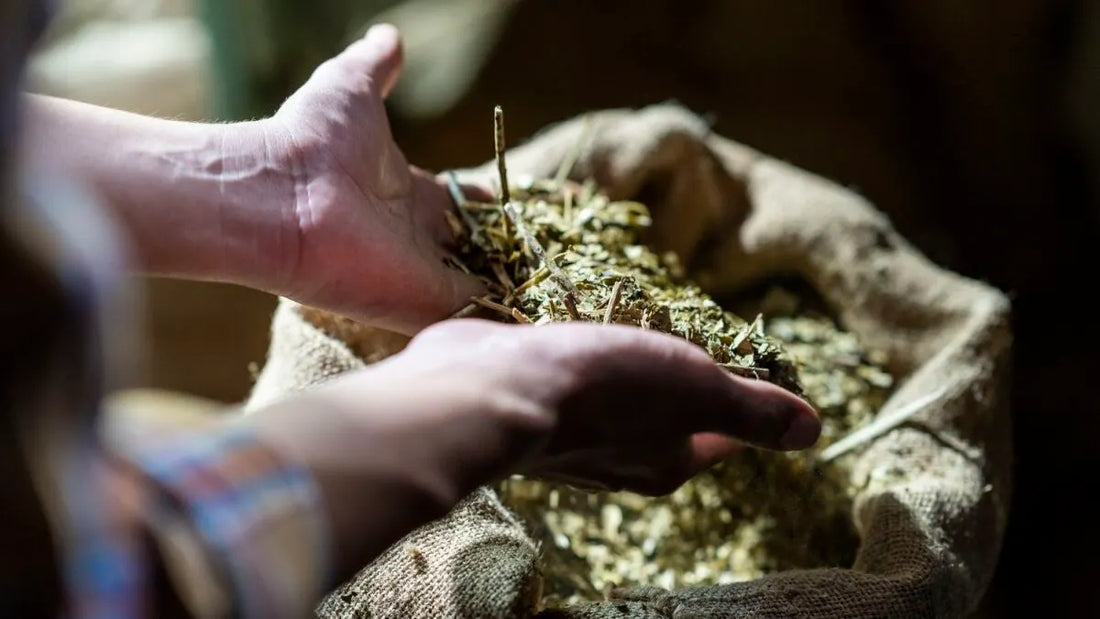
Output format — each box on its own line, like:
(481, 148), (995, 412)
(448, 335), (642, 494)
(108, 413), (331, 619)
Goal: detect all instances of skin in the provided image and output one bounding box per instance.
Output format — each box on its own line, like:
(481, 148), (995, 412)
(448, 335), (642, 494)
(250, 319), (820, 574)
(22, 25), (484, 335)
(10, 14), (821, 592)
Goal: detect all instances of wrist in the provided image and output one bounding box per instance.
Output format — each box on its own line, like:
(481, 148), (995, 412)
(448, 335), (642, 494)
(108, 410), (331, 618)
(244, 383), (456, 577)
(183, 119), (302, 293)
(243, 363), (552, 577)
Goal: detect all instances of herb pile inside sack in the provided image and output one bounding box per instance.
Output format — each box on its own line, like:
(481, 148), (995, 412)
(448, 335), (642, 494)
(442, 108), (895, 606)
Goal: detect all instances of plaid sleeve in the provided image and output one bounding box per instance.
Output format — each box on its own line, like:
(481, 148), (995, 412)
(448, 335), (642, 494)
(117, 420), (331, 619)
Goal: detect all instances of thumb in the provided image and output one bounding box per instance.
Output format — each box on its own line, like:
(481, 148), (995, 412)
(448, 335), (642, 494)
(340, 23), (404, 98)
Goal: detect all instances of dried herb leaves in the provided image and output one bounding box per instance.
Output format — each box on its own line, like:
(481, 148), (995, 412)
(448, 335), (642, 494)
(443, 109), (893, 608)
(447, 173), (803, 394)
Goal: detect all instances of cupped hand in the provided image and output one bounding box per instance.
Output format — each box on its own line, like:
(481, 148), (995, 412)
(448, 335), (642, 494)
(396, 320), (821, 495)
(260, 24), (483, 334)
(251, 319), (819, 573)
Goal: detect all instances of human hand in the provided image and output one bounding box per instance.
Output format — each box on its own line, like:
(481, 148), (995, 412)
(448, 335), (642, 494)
(250, 319), (818, 574)
(454, 105), (1012, 619)
(19, 23), (480, 332)
(395, 320), (820, 494)
(259, 24), (483, 334)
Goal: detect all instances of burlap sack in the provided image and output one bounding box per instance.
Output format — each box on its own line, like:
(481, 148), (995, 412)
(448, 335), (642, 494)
(246, 104), (1012, 618)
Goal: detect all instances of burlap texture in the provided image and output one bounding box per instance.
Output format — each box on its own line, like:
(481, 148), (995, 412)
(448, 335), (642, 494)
(245, 301), (540, 619)
(246, 104), (1012, 618)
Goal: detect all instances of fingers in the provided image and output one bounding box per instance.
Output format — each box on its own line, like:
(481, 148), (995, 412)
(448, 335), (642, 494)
(408, 318), (505, 349)
(438, 267), (489, 318)
(535, 323), (820, 451)
(627, 328), (819, 451)
(338, 23), (404, 98)
(452, 181), (496, 203)
(411, 168), (494, 247)
(405, 321), (818, 496)
(525, 434), (738, 496)
(410, 166), (467, 245)
(712, 376), (820, 450)
(395, 168), (487, 326)
(522, 444), (692, 496)
(384, 267), (485, 336)
(654, 434), (741, 495)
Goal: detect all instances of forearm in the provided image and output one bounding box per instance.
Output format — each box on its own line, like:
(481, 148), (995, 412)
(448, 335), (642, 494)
(109, 383), (519, 611)
(247, 379), (503, 579)
(20, 95), (297, 287)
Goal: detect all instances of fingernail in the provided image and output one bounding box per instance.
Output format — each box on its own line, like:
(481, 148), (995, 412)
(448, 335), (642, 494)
(363, 23), (400, 48)
(365, 22), (398, 38)
(780, 410), (821, 450)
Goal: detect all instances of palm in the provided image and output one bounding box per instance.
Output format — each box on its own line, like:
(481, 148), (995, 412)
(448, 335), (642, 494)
(268, 25), (481, 334)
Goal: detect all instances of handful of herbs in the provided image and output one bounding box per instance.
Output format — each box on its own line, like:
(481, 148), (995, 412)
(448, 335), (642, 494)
(445, 108), (802, 394)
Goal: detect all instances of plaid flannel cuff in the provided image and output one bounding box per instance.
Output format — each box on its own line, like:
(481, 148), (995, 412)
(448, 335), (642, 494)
(129, 423), (330, 619)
